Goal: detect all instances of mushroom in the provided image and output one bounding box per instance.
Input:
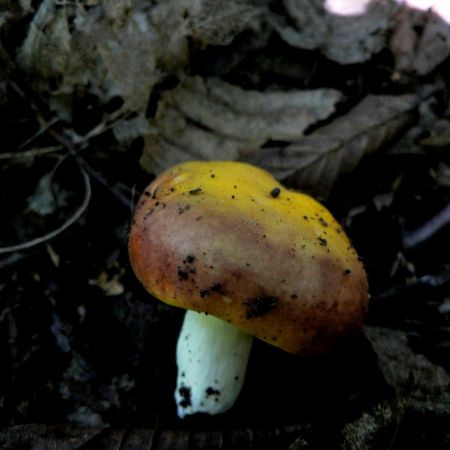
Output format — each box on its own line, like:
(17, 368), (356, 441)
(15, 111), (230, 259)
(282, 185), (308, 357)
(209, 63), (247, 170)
(128, 161), (368, 418)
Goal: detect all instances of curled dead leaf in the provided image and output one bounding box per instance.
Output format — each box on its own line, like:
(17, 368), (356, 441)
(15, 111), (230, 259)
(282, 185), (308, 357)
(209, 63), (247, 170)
(18, 0), (157, 115)
(89, 271), (124, 297)
(141, 76), (343, 174)
(17, 0), (266, 124)
(391, 5), (450, 76)
(364, 326), (450, 411)
(246, 94), (418, 198)
(271, 0), (397, 65)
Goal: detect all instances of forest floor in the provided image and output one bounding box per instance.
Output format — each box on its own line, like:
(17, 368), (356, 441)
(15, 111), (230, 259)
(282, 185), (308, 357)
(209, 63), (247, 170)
(0, 1), (449, 449)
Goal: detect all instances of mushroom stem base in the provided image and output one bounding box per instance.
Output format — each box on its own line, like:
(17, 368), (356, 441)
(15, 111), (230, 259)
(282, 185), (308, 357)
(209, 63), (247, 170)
(175, 310), (253, 418)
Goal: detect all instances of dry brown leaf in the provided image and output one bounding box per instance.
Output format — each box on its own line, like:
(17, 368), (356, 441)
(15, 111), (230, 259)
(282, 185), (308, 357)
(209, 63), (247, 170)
(245, 94), (417, 198)
(88, 271), (124, 296)
(189, 0), (264, 46)
(272, 0), (396, 65)
(341, 327), (450, 450)
(18, 0), (157, 116)
(364, 327), (450, 413)
(391, 6), (450, 76)
(436, 163), (450, 187)
(17, 0), (265, 123)
(341, 401), (396, 450)
(418, 119), (450, 148)
(0, 424), (102, 449)
(141, 76), (343, 174)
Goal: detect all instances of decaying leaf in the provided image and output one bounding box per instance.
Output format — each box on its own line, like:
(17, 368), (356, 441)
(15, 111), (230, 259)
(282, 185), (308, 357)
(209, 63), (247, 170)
(364, 326), (450, 414)
(27, 172), (59, 216)
(89, 270), (124, 296)
(436, 162), (450, 187)
(341, 327), (450, 450)
(272, 0), (397, 65)
(0, 423), (305, 449)
(416, 118), (450, 149)
(188, 0), (264, 46)
(391, 5), (450, 76)
(141, 76), (343, 174)
(17, 0), (265, 125)
(18, 0), (158, 116)
(246, 94), (417, 198)
(342, 401), (396, 450)
(0, 424), (102, 449)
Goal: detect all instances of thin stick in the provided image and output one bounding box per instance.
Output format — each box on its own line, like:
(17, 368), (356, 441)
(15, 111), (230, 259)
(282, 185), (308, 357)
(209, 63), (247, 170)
(403, 201), (450, 248)
(0, 145), (64, 160)
(48, 129), (132, 208)
(18, 117), (60, 150)
(0, 166), (91, 255)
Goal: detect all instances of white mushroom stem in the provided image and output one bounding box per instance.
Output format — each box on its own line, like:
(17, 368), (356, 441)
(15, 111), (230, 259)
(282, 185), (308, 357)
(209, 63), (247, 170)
(175, 310), (253, 418)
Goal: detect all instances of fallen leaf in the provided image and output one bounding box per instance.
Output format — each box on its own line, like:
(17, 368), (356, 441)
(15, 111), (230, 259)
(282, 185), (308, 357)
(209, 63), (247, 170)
(18, 0), (158, 116)
(341, 327), (450, 450)
(341, 401), (396, 450)
(418, 119), (450, 148)
(89, 270), (124, 296)
(0, 424), (102, 449)
(391, 5), (450, 76)
(364, 326), (450, 413)
(27, 172), (58, 216)
(0, 423), (307, 449)
(189, 1), (264, 46)
(17, 0), (265, 126)
(272, 0), (397, 64)
(246, 94), (417, 198)
(436, 163), (450, 187)
(141, 76), (343, 174)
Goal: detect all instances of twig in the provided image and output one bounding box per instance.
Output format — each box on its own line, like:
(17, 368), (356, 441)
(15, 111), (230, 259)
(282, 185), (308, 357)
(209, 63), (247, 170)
(403, 201), (450, 248)
(48, 129), (132, 208)
(81, 161), (132, 209)
(18, 117), (60, 150)
(0, 145), (64, 160)
(0, 253), (25, 270)
(0, 165), (91, 255)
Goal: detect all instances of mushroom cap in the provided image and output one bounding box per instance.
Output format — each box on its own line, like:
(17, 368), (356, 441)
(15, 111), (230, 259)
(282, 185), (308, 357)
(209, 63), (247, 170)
(129, 161), (368, 354)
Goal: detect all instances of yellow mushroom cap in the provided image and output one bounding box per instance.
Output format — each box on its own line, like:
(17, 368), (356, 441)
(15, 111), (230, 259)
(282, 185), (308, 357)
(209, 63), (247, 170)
(129, 161), (369, 354)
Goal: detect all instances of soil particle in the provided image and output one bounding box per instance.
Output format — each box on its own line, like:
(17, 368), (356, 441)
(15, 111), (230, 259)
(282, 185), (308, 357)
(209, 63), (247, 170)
(270, 187), (281, 198)
(205, 387), (220, 396)
(178, 204), (191, 214)
(177, 268), (189, 280)
(143, 208), (155, 220)
(178, 386), (192, 408)
(244, 296), (278, 319)
(210, 283), (225, 294)
(185, 255), (195, 264)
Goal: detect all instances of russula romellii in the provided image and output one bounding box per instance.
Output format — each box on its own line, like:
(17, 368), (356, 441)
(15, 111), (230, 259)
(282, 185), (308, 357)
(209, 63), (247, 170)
(128, 161), (368, 418)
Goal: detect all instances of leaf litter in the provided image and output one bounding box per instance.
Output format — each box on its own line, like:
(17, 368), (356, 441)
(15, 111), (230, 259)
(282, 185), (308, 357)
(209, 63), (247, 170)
(246, 94), (418, 198)
(141, 76), (343, 174)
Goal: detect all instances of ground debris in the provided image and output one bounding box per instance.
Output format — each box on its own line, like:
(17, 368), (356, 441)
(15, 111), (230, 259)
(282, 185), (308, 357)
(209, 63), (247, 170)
(246, 94), (418, 198)
(141, 76), (343, 174)
(271, 0), (397, 65)
(0, 1), (449, 449)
